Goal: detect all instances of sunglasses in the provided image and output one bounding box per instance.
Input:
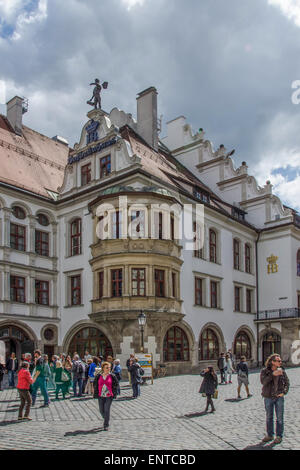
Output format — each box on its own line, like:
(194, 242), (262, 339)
(274, 359), (282, 362)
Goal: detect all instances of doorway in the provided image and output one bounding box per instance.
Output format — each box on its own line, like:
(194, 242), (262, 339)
(262, 332), (281, 365)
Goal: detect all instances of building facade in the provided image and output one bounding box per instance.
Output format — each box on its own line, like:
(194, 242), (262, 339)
(0, 89), (299, 374)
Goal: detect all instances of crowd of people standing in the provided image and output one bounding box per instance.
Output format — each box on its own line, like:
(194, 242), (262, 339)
(0, 350), (145, 430)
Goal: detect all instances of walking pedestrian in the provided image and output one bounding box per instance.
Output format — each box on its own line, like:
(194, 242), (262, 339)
(17, 362), (33, 420)
(72, 354), (86, 397)
(260, 354), (289, 444)
(53, 360), (66, 400)
(199, 366), (218, 413)
(225, 353), (235, 384)
(217, 353), (226, 384)
(93, 361), (119, 431)
(43, 355), (53, 390)
(6, 353), (18, 388)
(31, 350), (50, 407)
(237, 355), (252, 399)
(112, 359), (122, 395)
(128, 357), (143, 398)
(82, 357), (90, 394)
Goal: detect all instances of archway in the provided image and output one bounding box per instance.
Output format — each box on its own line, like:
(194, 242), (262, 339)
(68, 326), (113, 359)
(0, 325), (35, 362)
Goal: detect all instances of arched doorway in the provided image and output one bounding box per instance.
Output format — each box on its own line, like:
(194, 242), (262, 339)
(0, 326), (35, 362)
(163, 326), (190, 362)
(69, 327), (113, 359)
(234, 330), (252, 360)
(199, 328), (220, 361)
(262, 332), (281, 365)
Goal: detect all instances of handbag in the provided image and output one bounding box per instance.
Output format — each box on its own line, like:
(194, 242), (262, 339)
(61, 370), (69, 382)
(213, 390), (218, 399)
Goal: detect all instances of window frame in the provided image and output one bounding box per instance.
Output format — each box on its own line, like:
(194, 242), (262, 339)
(155, 269), (165, 297)
(209, 229), (217, 263)
(10, 275), (26, 303)
(81, 163), (92, 186)
(111, 269), (123, 297)
(163, 326), (190, 362)
(70, 275), (81, 305)
(233, 239), (240, 270)
(245, 243), (251, 274)
(70, 218), (82, 256)
(132, 268), (146, 297)
(35, 280), (50, 306)
(35, 230), (50, 257)
(100, 155), (111, 178)
(10, 223), (26, 251)
(195, 277), (203, 306)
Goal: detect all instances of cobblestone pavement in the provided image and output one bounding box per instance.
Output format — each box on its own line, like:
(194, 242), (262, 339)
(0, 368), (300, 450)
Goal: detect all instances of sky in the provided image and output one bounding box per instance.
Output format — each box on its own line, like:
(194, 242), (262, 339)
(1, 0), (300, 210)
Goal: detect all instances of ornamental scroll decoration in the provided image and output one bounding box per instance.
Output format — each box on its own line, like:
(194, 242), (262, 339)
(267, 254), (278, 274)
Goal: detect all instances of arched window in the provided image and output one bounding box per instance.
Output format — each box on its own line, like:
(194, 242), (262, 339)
(37, 213), (50, 226)
(69, 327), (113, 359)
(199, 328), (219, 361)
(70, 219), (82, 256)
(163, 326), (189, 362)
(233, 239), (240, 270)
(209, 229), (217, 263)
(12, 206), (26, 220)
(297, 249), (300, 276)
(234, 330), (251, 360)
(245, 244), (251, 273)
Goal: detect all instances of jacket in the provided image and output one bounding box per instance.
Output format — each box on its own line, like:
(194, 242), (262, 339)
(128, 362), (143, 384)
(260, 367), (289, 399)
(17, 369), (33, 390)
(6, 358), (18, 371)
(199, 371), (218, 395)
(72, 360), (86, 379)
(93, 372), (119, 399)
(217, 357), (226, 370)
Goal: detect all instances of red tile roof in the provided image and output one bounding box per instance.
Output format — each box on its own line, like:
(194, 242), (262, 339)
(0, 115), (70, 199)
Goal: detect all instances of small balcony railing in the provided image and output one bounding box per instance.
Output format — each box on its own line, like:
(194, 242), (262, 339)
(255, 308), (300, 321)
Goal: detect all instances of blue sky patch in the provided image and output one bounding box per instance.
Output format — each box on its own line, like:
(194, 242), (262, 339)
(272, 166), (299, 183)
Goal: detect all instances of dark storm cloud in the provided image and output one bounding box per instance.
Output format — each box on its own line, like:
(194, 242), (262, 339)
(1, 0), (300, 207)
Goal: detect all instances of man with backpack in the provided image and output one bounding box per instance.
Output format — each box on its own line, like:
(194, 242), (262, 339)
(128, 357), (144, 398)
(72, 354), (86, 397)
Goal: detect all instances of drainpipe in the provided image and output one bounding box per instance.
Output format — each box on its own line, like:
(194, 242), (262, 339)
(255, 230), (261, 368)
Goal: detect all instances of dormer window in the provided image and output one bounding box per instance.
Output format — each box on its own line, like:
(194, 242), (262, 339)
(232, 207), (245, 221)
(194, 188), (210, 203)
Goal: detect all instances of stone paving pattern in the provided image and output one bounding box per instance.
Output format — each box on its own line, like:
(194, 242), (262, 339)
(0, 368), (300, 450)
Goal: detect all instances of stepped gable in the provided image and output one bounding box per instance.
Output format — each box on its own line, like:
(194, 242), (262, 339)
(0, 115), (70, 199)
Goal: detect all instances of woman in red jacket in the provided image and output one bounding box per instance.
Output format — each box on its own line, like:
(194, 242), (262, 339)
(17, 362), (33, 420)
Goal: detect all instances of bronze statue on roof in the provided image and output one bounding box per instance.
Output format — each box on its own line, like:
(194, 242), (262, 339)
(87, 79), (108, 109)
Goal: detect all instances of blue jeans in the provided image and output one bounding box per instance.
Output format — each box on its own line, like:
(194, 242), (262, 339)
(8, 370), (16, 387)
(264, 397), (284, 438)
(132, 382), (141, 398)
(31, 376), (49, 405)
(73, 378), (83, 397)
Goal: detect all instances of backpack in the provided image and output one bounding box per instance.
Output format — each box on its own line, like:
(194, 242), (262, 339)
(77, 362), (84, 374)
(139, 367), (145, 376)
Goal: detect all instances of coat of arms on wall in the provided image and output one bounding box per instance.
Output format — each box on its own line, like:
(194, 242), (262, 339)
(267, 254), (278, 274)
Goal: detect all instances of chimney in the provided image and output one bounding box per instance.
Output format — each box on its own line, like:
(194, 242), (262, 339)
(136, 87), (158, 150)
(6, 96), (25, 135)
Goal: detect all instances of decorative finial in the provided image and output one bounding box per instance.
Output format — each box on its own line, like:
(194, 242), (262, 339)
(87, 78), (108, 109)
